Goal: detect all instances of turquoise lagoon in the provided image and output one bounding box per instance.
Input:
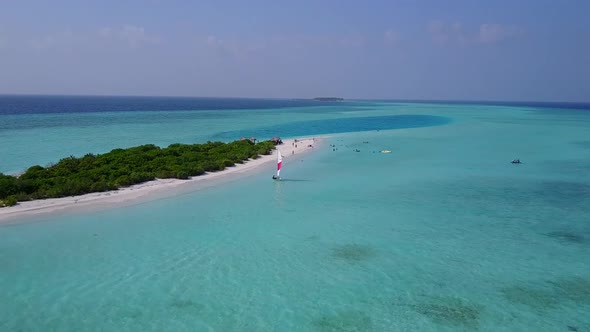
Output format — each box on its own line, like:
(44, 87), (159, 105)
(0, 98), (589, 331)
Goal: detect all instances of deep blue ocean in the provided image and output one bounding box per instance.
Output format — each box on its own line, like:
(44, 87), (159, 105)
(1, 95), (588, 115)
(0, 95), (354, 115)
(1, 96), (589, 331)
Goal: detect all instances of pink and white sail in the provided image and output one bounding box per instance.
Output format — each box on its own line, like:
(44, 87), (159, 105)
(276, 150), (283, 177)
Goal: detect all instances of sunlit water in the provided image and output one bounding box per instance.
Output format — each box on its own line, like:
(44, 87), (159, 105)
(1, 98), (589, 331)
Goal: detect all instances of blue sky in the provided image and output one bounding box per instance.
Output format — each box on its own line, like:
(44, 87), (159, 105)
(1, 0), (589, 101)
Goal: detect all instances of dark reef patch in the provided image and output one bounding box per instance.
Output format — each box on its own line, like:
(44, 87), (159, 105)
(311, 310), (372, 331)
(548, 277), (590, 305)
(534, 181), (590, 204)
(409, 296), (482, 328)
(331, 244), (377, 262)
(545, 231), (586, 244)
(572, 141), (590, 149)
(306, 235), (320, 241)
(430, 177), (590, 219)
(542, 159), (590, 178)
(170, 299), (205, 312)
(113, 308), (143, 321)
(500, 285), (559, 310)
(501, 276), (590, 310)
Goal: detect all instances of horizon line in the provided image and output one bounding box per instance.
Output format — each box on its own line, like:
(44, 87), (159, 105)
(0, 93), (588, 105)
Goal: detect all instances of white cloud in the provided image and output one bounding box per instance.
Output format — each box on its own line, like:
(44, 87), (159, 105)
(202, 35), (241, 58)
(429, 21), (523, 45)
(429, 21), (466, 45)
(271, 33), (367, 50)
(30, 35), (56, 49)
(478, 24), (524, 44)
(20, 26), (159, 53)
(98, 25), (159, 47)
(339, 33), (365, 48)
(29, 29), (75, 50)
(384, 29), (400, 46)
(197, 32), (367, 62)
(206, 35), (217, 45)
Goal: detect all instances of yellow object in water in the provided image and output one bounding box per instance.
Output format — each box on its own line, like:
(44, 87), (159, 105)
(380, 150), (391, 154)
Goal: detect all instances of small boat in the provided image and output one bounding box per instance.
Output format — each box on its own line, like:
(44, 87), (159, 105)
(511, 159), (521, 164)
(380, 150), (392, 154)
(272, 150), (283, 180)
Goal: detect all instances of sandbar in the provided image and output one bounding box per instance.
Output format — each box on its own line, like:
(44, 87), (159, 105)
(0, 137), (320, 223)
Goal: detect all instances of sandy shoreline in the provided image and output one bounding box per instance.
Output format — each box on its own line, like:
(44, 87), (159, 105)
(0, 138), (319, 222)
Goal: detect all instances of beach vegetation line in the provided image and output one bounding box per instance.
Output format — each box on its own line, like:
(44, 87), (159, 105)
(0, 140), (275, 207)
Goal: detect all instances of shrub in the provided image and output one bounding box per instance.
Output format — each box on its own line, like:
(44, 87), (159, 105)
(115, 175), (133, 187)
(176, 171), (190, 179)
(155, 170), (176, 179)
(3, 196), (18, 207)
(0, 175), (18, 199)
(90, 181), (115, 192)
(12, 192), (31, 202)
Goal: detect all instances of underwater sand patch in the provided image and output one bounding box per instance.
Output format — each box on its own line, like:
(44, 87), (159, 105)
(311, 310), (372, 332)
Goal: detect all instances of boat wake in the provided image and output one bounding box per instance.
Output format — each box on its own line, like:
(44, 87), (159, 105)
(276, 179), (310, 182)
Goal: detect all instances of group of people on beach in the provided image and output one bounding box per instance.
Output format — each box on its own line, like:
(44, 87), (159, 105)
(291, 138), (315, 155)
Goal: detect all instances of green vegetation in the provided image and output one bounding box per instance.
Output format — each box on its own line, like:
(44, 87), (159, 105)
(0, 139), (275, 207)
(313, 97), (344, 101)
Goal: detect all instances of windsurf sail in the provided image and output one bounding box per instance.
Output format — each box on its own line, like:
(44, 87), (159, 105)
(277, 150), (283, 177)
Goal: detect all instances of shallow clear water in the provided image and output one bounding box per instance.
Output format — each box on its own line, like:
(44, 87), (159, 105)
(1, 99), (589, 331)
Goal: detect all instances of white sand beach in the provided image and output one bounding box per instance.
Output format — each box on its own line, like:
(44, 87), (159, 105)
(0, 137), (319, 222)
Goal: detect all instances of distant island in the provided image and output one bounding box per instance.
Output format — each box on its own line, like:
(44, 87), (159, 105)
(313, 97), (344, 101)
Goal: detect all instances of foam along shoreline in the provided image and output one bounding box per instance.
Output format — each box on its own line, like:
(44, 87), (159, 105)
(0, 138), (319, 222)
